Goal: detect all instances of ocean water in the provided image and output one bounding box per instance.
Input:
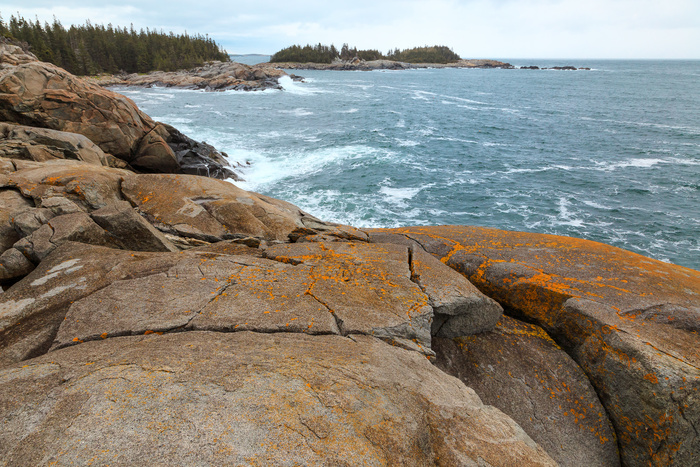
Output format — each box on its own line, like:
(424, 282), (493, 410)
(111, 60), (700, 269)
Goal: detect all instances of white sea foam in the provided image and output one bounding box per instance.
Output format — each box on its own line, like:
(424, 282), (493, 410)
(395, 139), (420, 147)
(278, 76), (330, 95)
(235, 145), (384, 192)
(279, 108), (314, 117)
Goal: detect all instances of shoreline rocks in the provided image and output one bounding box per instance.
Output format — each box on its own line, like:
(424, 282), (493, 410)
(372, 226), (699, 466)
(0, 39), (697, 466)
(87, 60), (294, 91)
(0, 43), (240, 180)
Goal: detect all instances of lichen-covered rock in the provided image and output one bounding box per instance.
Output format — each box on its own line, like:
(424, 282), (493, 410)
(0, 331), (556, 466)
(121, 173), (333, 243)
(410, 247), (502, 337)
(0, 47), (236, 178)
(4, 160), (130, 211)
(375, 225), (700, 466)
(433, 316), (620, 466)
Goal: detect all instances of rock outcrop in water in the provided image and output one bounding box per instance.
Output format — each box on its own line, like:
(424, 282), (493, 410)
(1, 42), (698, 466)
(87, 60), (294, 91)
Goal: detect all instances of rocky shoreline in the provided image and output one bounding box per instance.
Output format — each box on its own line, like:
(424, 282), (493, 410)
(269, 58), (591, 71)
(87, 60), (300, 91)
(0, 43), (698, 466)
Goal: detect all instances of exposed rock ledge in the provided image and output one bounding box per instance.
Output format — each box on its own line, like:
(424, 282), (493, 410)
(1, 41), (698, 467)
(87, 60), (296, 91)
(0, 43), (240, 179)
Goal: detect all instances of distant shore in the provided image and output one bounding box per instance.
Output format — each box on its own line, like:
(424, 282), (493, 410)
(266, 58), (590, 71)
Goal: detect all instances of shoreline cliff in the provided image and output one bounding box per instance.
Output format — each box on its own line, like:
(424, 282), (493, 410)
(0, 42), (697, 466)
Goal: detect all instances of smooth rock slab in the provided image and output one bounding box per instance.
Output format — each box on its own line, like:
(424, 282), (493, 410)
(433, 316), (620, 466)
(0, 243), (220, 367)
(375, 225), (700, 466)
(53, 254), (338, 349)
(0, 331), (556, 466)
(265, 242), (434, 354)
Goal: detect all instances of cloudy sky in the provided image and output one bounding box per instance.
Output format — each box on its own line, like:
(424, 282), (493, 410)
(3, 0), (699, 58)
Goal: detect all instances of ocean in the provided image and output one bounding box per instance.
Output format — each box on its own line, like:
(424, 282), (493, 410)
(111, 59), (700, 270)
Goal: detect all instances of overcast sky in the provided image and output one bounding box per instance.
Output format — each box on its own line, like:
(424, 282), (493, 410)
(3, 0), (699, 58)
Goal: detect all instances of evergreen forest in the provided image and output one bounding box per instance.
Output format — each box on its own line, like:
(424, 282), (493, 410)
(0, 13), (230, 75)
(270, 43), (461, 64)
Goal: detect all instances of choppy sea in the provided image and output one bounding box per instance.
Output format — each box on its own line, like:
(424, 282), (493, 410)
(111, 59), (700, 269)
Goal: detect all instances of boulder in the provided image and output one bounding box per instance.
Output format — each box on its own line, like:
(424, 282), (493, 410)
(0, 45), (237, 179)
(90, 201), (179, 252)
(0, 331), (556, 465)
(373, 225), (700, 466)
(121, 173), (332, 243)
(0, 122), (110, 166)
(433, 316), (620, 466)
(13, 212), (115, 263)
(5, 159), (130, 211)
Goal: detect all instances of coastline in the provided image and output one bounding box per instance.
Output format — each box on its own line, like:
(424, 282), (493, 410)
(0, 41), (697, 466)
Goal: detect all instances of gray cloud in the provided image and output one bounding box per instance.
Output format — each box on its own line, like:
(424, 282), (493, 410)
(3, 0), (699, 58)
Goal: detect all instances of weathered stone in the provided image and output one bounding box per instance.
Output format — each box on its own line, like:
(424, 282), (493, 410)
(0, 157), (16, 174)
(0, 52), (236, 178)
(121, 173), (329, 243)
(5, 159), (130, 210)
(410, 247), (502, 337)
(38, 196), (83, 216)
(0, 42), (38, 68)
(11, 208), (54, 238)
(0, 248), (34, 281)
(51, 253), (338, 349)
(433, 316), (620, 466)
(0, 331), (556, 465)
(0, 243), (185, 367)
(375, 225), (700, 466)
(90, 201), (179, 252)
(264, 242), (433, 354)
(0, 189), (33, 253)
(14, 212), (114, 263)
(0, 122), (110, 166)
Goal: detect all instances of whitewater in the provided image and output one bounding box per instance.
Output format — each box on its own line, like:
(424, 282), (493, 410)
(111, 59), (700, 269)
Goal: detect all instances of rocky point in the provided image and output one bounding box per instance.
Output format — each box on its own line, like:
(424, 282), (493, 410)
(0, 41), (698, 466)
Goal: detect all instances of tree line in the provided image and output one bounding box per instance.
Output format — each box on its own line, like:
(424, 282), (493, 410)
(270, 43), (461, 64)
(0, 13), (230, 75)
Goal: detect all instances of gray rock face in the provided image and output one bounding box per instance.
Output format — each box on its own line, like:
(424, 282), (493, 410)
(433, 316), (620, 466)
(0, 331), (556, 466)
(0, 122), (111, 166)
(90, 201), (178, 252)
